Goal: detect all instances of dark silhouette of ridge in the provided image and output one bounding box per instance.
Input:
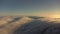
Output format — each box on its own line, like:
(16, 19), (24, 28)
(14, 19), (60, 34)
(28, 16), (44, 19)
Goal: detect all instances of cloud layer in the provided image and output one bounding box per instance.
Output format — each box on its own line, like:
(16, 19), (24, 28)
(0, 16), (60, 34)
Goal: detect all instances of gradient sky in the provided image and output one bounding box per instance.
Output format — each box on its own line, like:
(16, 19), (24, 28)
(0, 0), (60, 17)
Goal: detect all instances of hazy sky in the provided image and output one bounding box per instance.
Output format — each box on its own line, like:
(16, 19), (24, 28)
(0, 0), (60, 17)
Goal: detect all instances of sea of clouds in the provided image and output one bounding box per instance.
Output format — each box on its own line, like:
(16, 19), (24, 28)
(0, 16), (60, 34)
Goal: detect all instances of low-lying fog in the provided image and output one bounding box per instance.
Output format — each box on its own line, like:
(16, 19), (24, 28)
(0, 16), (60, 34)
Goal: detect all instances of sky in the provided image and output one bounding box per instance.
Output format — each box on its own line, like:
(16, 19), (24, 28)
(0, 0), (60, 17)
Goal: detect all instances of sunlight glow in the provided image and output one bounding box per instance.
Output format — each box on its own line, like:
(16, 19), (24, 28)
(49, 14), (60, 18)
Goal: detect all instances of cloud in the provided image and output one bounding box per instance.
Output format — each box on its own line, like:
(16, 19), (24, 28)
(0, 16), (60, 34)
